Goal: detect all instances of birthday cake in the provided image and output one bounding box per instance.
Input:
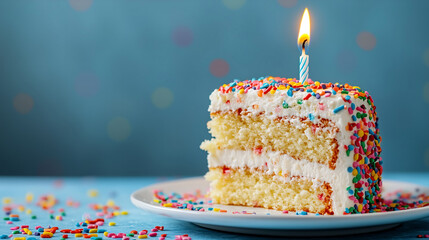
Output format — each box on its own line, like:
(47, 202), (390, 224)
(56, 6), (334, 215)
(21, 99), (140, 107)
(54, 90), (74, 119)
(200, 77), (382, 215)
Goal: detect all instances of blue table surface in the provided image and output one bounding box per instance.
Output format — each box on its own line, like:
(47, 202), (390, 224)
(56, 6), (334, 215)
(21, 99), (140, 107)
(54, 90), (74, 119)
(1, 173), (429, 240)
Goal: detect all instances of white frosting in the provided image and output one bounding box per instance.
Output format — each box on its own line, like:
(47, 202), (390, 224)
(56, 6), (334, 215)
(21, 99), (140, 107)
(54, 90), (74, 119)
(205, 88), (378, 214)
(209, 89), (353, 128)
(208, 149), (352, 215)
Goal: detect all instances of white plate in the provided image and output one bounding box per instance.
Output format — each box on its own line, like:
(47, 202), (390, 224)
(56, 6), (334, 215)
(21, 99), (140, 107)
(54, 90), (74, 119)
(130, 177), (429, 236)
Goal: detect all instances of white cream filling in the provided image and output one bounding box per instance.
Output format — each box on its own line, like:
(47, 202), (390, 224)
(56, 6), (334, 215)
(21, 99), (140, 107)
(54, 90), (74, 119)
(208, 149), (354, 215)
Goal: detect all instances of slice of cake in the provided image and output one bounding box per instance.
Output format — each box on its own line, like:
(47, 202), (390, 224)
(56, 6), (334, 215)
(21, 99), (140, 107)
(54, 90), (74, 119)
(201, 77), (382, 215)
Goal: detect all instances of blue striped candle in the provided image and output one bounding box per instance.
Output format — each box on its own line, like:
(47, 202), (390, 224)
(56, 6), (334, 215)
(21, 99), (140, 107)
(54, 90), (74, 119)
(299, 53), (309, 84)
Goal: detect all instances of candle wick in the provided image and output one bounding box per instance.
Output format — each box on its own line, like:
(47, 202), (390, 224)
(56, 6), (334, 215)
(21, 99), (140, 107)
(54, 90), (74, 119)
(301, 39), (307, 55)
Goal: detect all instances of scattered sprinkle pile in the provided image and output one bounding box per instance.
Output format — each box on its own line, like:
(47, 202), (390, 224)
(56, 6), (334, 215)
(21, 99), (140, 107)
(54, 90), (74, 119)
(2, 191), (191, 240)
(153, 190), (210, 213)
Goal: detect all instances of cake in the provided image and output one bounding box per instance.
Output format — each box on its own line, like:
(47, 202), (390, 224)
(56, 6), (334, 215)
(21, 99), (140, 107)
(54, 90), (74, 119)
(200, 77), (382, 215)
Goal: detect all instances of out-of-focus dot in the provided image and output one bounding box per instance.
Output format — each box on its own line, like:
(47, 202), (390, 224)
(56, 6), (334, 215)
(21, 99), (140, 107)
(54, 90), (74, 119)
(82, 213), (91, 220)
(423, 48), (429, 67)
(151, 87), (174, 109)
(107, 199), (115, 207)
(25, 193), (34, 203)
(75, 72), (99, 97)
(53, 180), (64, 188)
(210, 59), (229, 78)
(424, 82), (429, 103)
(172, 26), (193, 47)
(278, 0), (297, 8)
(87, 189), (98, 198)
(2, 197), (12, 204)
(13, 93), (34, 114)
(222, 0), (246, 10)
(69, 0), (93, 11)
(425, 148), (429, 167)
(356, 32), (376, 51)
(337, 50), (357, 73)
(107, 117), (131, 142)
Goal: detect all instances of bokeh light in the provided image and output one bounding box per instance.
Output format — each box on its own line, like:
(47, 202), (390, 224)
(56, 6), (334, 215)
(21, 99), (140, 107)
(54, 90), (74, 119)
(75, 72), (99, 97)
(172, 26), (193, 47)
(222, 0), (246, 10)
(107, 117), (131, 142)
(69, 0), (93, 11)
(210, 59), (229, 78)
(151, 87), (174, 109)
(424, 82), (429, 103)
(53, 180), (64, 188)
(337, 50), (357, 73)
(278, 0), (298, 8)
(423, 48), (429, 67)
(356, 32), (377, 51)
(13, 93), (34, 114)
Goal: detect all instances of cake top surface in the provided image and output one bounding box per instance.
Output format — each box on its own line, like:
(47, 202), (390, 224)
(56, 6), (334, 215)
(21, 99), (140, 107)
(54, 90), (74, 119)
(214, 76), (377, 120)
(217, 76), (374, 105)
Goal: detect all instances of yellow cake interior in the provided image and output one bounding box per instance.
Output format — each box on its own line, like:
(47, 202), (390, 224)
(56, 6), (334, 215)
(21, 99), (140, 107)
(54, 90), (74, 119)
(206, 167), (333, 214)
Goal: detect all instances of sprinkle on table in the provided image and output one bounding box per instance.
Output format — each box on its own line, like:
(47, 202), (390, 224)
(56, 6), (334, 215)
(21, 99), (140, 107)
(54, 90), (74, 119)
(1, 191), (190, 240)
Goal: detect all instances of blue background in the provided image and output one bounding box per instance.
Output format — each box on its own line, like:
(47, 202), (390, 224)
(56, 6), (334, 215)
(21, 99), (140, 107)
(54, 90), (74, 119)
(1, 0), (428, 176)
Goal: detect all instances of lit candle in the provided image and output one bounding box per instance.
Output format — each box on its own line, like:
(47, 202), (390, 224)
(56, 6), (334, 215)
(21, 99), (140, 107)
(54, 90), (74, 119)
(298, 8), (311, 84)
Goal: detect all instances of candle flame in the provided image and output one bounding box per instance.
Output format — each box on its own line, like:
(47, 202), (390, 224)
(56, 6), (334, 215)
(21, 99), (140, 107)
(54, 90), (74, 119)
(298, 8), (310, 51)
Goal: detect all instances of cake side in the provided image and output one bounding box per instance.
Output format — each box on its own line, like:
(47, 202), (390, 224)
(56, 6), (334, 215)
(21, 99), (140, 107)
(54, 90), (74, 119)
(201, 77), (382, 215)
